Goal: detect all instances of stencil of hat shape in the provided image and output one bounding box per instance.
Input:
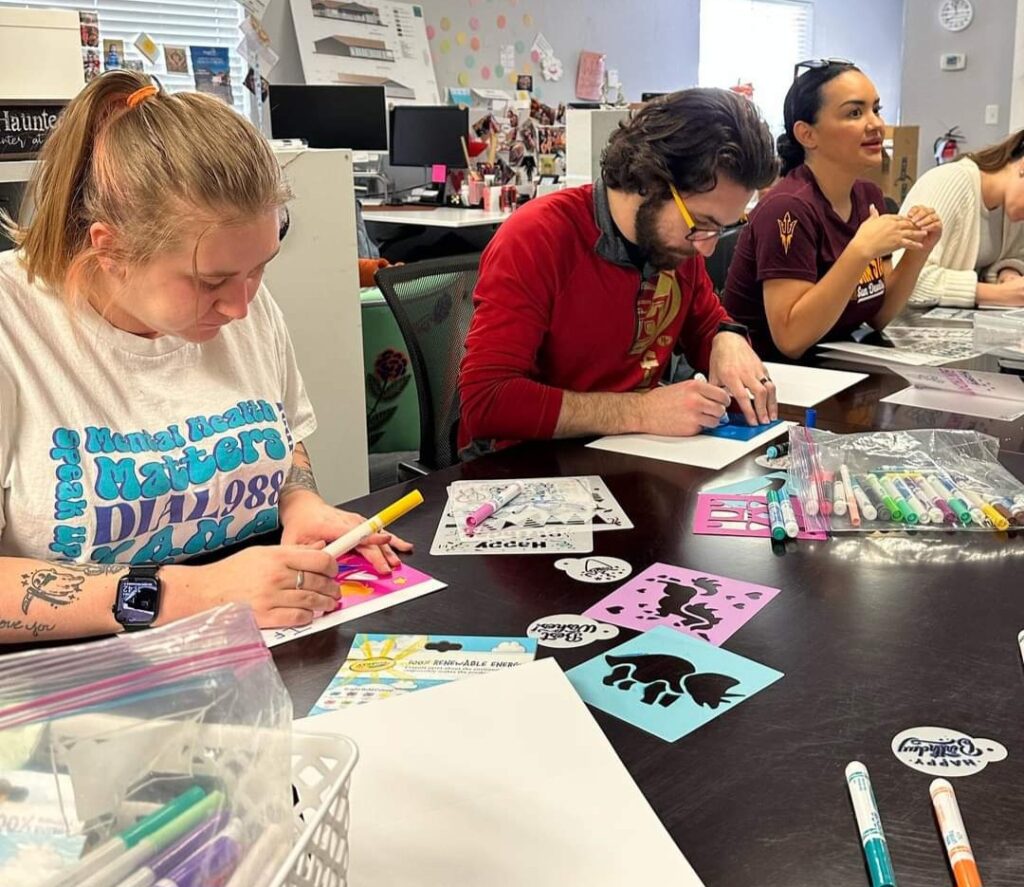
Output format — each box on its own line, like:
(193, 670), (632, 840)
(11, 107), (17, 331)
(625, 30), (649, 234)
(602, 653), (743, 709)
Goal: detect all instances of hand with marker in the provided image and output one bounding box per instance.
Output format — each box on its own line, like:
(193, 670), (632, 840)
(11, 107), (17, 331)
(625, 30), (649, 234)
(638, 379), (731, 436)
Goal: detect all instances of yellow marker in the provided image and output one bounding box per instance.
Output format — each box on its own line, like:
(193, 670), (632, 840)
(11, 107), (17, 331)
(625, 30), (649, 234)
(325, 491), (424, 557)
(963, 489), (1009, 531)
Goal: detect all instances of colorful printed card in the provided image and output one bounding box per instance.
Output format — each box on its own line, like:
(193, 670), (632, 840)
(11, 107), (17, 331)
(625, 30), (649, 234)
(261, 556), (447, 648)
(693, 493), (827, 541)
(583, 562), (780, 646)
(309, 633), (537, 714)
(566, 626), (783, 742)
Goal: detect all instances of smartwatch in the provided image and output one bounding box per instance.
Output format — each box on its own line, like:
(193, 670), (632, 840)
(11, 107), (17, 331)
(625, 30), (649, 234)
(716, 320), (749, 337)
(113, 565), (161, 631)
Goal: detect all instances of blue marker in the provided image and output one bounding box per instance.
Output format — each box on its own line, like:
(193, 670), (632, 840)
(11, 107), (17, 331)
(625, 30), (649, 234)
(805, 408), (817, 429)
(845, 761), (897, 887)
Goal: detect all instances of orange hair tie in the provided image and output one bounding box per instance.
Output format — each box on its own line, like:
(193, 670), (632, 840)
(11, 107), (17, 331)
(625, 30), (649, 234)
(126, 85), (158, 109)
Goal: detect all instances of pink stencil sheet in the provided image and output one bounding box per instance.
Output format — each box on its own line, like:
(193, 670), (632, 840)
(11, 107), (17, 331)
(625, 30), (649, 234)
(583, 562), (781, 645)
(693, 493), (827, 541)
(330, 554), (436, 613)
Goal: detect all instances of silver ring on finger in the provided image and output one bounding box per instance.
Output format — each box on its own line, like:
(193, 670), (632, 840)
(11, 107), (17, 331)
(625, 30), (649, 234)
(295, 569), (305, 590)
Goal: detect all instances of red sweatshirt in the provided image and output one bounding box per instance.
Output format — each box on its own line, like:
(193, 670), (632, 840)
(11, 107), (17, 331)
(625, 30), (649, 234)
(458, 182), (731, 455)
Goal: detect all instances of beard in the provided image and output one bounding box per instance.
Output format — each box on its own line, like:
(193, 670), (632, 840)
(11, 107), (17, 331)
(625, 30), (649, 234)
(634, 195), (695, 271)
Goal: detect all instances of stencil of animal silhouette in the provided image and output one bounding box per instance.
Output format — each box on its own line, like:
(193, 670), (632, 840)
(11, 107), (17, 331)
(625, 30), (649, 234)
(640, 576), (724, 632)
(603, 653), (742, 709)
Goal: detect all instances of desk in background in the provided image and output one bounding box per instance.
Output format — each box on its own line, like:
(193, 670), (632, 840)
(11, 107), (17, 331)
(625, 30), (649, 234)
(363, 206), (507, 263)
(273, 359), (1024, 887)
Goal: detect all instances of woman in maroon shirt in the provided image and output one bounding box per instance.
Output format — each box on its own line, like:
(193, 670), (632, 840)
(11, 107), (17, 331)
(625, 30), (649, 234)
(722, 60), (942, 360)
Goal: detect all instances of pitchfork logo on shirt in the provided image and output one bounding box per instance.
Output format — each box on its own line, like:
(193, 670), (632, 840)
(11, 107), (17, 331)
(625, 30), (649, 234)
(777, 212), (798, 255)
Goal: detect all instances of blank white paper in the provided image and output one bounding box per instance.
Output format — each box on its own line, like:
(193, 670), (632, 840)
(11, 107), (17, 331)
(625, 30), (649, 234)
(763, 362), (867, 407)
(881, 386), (1024, 420)
(295, 659), (704, 887)
(586, 422), (792, 470)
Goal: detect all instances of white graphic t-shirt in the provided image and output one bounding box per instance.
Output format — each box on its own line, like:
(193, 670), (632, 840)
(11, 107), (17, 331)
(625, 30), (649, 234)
(0, 250), (317, 565)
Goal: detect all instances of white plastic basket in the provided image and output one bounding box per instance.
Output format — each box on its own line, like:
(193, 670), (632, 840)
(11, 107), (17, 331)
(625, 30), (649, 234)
(270, 731), (359, 887)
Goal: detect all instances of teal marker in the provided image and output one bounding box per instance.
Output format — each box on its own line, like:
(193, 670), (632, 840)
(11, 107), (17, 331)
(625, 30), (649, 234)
(46, 787), (206, 887)
(765, 488), (787, 541)
(879, 475), (914, 525)
(845, 762), (898, 887)
(931, 474), (972, 525)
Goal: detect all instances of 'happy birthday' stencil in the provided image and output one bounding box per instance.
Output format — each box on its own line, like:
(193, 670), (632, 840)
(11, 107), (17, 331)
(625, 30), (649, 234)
(583, 562), (780, 645)
(891, 726), (1008, 777)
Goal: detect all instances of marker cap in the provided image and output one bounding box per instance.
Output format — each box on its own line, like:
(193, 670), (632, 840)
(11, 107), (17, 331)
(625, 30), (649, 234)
(378, 490), (424, 527)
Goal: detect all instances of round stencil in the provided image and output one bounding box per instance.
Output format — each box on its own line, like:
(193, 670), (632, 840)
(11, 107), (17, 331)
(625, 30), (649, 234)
(527, 614), (620, 649)
(554, 557), (633, 584)
(892, 726), (1008, 777)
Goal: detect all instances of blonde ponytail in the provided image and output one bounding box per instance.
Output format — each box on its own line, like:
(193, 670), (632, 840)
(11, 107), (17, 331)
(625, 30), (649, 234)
(7, 71), (289, 304)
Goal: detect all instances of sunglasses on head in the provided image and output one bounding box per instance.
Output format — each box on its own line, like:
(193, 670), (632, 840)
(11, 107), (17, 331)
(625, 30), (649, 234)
(792, 57), (854, 81)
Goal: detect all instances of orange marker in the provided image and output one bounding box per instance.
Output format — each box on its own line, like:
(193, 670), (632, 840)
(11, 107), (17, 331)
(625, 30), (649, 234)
(930, 778), (982, 887)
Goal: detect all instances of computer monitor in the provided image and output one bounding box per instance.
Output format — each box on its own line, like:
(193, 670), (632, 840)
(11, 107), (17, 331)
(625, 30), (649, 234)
(269, 85), (388, 151)
(388, 105), (468, 168)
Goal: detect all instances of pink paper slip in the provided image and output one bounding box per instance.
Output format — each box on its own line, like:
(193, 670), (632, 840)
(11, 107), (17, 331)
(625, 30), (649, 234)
(583, 562), (780, 645)
(693, 493), (827, 541)
(261, 555), (446, 648)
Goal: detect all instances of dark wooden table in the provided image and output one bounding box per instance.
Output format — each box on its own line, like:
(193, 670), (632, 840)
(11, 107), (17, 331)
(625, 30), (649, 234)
(273, 357), (1024, 886)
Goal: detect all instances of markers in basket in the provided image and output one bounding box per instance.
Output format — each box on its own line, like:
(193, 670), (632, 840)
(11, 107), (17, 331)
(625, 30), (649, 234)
(929, 779), (983, 887)
(155, 820), (244, 887)
(77, 791), (224, 887)
(325, 490), (424, 557)
(765, 488), (787, 541)
(45, 787), (207, 887)
(224, 824), (292, 887)
(845, 762), (897, 887)
(839, 465), (861, 527)
(465, 482), (523, 532)
(119, 811), (230, 887)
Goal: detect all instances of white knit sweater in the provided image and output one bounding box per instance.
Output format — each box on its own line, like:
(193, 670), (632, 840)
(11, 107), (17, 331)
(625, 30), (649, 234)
(895, 158), (1024, 307)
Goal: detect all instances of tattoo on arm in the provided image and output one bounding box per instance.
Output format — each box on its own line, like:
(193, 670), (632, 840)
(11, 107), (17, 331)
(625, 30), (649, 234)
(19, 562), (127, 615)
(282, 443), (319, 497)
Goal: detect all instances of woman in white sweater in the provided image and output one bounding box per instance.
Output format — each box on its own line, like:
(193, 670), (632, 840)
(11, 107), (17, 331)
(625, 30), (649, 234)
(898, 130), (1024, 307)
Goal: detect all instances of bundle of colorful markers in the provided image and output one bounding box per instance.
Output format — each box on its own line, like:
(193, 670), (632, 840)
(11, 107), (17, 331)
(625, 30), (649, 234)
(847, 762), (983, 887)
(804, 468), (1024, 531)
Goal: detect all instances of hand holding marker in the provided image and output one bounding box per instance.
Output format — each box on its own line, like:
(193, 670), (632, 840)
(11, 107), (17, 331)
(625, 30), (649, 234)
(464, 482), (523, 534)
(325, 490), (424, 558)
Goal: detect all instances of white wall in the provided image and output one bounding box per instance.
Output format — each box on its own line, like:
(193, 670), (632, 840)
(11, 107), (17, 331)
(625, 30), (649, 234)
(901, 0), (1017, 173)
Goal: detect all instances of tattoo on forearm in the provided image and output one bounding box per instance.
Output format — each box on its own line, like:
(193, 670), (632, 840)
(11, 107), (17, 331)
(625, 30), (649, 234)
(19, 562), (127, 615)
(282, 445), (319, 497)
(0, 617), (56, 638)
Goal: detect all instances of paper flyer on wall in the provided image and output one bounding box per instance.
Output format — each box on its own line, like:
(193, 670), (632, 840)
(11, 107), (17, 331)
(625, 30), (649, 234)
(189, 47), (233, 104)
(308, 632), (537, 713)
(289, 0), (439, 103)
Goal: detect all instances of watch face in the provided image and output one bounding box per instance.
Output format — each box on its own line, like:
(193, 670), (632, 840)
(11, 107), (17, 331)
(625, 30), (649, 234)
(118, 579), (159, 622)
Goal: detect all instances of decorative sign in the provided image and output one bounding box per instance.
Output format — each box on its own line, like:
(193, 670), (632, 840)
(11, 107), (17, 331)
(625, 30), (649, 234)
(527, 614), (619, 649)
(891, 726), (1007, 777)
(0, 101), (66, 160)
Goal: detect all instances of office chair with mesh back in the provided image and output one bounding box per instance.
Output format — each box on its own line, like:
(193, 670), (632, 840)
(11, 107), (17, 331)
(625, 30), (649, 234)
(374, 254), (481, 476)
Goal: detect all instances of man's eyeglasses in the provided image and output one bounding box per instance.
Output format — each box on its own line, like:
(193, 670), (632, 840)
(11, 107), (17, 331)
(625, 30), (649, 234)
(669, 184), (748, 243)
(793, 57), (854, 81)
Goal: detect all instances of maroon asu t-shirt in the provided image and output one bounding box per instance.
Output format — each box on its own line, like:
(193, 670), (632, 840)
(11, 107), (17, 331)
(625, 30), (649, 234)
(722, 164), (887, 360)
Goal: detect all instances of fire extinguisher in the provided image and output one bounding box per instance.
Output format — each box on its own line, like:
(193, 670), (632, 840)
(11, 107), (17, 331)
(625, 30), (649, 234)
(933, 126), (965, 165)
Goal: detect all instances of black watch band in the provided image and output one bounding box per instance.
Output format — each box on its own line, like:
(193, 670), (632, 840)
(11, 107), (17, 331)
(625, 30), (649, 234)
(113, 564), (161, 631)
(716, 321), (749, 337)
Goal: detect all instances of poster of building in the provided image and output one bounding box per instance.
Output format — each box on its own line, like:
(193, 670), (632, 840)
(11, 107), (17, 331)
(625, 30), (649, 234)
(289, 0), (439, 103)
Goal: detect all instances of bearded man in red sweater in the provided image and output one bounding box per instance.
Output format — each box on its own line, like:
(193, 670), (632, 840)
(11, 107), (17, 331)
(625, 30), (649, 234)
(459, 88), (780, 456)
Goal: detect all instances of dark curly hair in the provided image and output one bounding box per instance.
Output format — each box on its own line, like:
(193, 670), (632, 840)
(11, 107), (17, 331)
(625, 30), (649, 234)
(601, 88), (777, 199)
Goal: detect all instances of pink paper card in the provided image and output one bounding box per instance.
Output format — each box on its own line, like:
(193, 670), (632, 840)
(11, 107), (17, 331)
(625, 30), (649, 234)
(582, 562), (780, 645)
(693, 493), (827, 541)
(431, 163), (447, 183)
(333, 554), (434, 609)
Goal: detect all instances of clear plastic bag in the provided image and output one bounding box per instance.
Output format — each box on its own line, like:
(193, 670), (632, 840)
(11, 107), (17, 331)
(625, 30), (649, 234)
(0, 604), (293, 887)
(788, 428), (1024, 533)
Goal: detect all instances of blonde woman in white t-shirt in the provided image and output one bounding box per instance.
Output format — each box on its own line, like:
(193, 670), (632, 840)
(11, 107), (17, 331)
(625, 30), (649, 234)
(897, 130), (1024, 307)
(0, 71), (410, 643)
